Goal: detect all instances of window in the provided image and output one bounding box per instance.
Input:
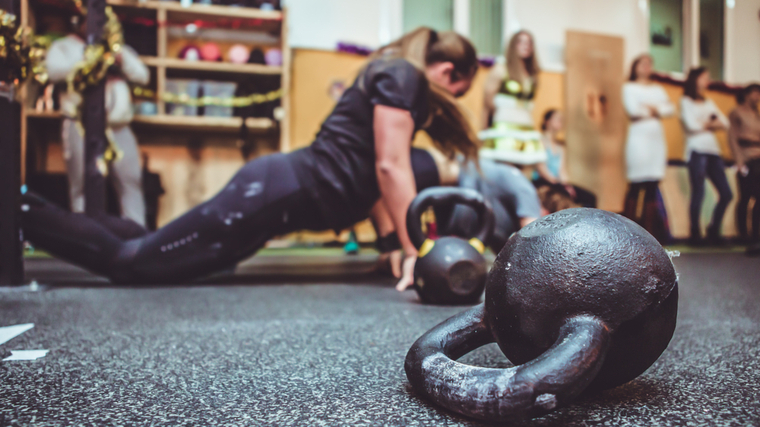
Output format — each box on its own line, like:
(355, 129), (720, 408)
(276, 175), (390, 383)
(649, 0), (728, 79)
(403, 0), (454, 33)
(402, 0), (505, 57)
(469, 0), (504, 56)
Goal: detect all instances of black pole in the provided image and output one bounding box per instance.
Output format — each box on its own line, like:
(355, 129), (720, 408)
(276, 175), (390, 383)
(0, 0), (24, 286)
(83, 0), (108, 216)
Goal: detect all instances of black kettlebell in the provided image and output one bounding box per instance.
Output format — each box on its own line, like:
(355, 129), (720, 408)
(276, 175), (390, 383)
(405, 208), (679, 421)
(406, 187), (495, 305)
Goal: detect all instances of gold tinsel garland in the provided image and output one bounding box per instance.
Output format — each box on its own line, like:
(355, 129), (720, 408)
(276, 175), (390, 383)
(132, 86), (283, 107)
(67, 6), (124, 93)
(0, 11), (49, 84)
(63, 6), (126, 169)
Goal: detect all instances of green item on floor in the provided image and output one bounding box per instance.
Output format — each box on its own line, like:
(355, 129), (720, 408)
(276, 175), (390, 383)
(344, 231), (359, 255)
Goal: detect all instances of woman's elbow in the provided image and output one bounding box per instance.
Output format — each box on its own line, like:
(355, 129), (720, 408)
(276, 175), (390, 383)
(376, 158), (408, 179)
(376, 161), (397, 177)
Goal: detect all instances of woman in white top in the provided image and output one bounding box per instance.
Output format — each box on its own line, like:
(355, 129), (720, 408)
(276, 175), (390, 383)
(681, 67), (732, 243)
(46, 15), (150, 227)
(622, 54), (676, 243)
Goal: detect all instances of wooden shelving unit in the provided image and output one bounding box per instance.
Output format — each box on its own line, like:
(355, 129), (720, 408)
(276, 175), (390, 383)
(22, 0), (291, 150)
(25, 110), (64, 119)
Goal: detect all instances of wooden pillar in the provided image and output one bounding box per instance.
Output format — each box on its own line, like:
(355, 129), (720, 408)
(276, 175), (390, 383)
(82, 0), (108, 216)
(0, 0), (24, 285)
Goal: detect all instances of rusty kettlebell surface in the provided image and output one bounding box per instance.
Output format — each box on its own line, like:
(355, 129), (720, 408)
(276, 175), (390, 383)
(405, 208), (679, 421)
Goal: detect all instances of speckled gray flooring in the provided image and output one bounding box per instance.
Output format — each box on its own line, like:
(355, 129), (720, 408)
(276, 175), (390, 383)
(1, 253), (759, 426)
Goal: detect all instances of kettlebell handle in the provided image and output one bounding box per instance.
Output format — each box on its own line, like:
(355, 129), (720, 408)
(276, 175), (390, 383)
(404, 304), (611, 421)
(406, 187), (495, 250)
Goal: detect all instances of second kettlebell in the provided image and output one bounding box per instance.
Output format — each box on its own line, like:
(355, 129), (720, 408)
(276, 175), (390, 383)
(406, 187), (495, 305)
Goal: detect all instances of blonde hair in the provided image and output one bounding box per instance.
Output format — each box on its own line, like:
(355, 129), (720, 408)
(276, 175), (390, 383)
(505, 30), (540, 84)
(371, 27), (481, 160)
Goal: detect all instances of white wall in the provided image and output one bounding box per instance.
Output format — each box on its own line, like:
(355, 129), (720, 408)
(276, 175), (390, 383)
(285, 0), (757, 84)
(285, 0), (650, 70)
(725, 0), (760, 85)
(505, 0), (650, 73)
(284, 0), (402, 50)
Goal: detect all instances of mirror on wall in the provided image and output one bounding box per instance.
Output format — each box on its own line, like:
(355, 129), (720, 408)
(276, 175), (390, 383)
(649, 0), (727, 80)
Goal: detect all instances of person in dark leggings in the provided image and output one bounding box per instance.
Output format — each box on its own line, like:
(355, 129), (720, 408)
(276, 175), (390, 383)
(681, 67), (732, 244)
(728, 83), (760, 255)
(411, 148), (541, 252)
(534, 109), (596, 208)
(21, 28), (482, 286)
(374, 147), (541, 278)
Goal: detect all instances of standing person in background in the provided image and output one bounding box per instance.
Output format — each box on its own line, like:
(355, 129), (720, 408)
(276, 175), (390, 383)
(728, 83), (760, 254)
(621, 54), (675, 244)
(534, 109), (596, 208)
(46, 14), (150, 227)
(480, 31), (544, 165)
(681, 67), (732, 245)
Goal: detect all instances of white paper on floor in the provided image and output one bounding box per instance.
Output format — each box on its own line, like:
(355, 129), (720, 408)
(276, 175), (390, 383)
(3, 350), (49, 361)
(0, 323), (34, 346)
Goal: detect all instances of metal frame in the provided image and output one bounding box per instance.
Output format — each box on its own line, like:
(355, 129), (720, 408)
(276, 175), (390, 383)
(0, 0), (24, 286)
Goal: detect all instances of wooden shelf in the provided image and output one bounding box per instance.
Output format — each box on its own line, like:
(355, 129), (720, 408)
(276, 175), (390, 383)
(25, 110), (63, 119)
(141, 56), (282, 75)
(132, 114), (275, 133)
(106, 0), (282, 21)
(26, 110), (275, 133)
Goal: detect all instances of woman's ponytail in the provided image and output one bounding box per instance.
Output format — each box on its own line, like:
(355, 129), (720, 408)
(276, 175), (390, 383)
(374, 28), (481, 161)
(425, 84), (480, 161)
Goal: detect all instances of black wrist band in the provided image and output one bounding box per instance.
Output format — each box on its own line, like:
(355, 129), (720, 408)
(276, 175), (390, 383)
(376, 232), (401, 253)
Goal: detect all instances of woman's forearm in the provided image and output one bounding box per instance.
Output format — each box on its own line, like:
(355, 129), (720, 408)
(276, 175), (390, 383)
(370, 199), (396, 237)
(377, 162), (418, 255)
(535, 163), (556, 183)
(373, 104), (418, 256)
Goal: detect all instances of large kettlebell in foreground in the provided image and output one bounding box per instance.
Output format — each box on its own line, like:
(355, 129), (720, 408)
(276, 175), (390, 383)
(405, 209), (679, 421)
(407, 187), (495, 305)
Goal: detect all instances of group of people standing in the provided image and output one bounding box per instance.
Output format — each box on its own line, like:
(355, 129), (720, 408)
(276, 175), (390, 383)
(622, 54), (760, 250)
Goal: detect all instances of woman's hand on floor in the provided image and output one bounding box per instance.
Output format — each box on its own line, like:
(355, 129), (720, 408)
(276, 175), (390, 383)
(377, 250), (403, 278)
(395, 255), (417, 292)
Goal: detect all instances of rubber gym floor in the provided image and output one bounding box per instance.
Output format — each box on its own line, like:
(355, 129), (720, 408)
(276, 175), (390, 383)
(1, 248), (758, 426)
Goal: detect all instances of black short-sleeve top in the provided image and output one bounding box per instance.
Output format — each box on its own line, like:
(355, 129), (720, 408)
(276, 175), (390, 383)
(289, 57), (430, 230)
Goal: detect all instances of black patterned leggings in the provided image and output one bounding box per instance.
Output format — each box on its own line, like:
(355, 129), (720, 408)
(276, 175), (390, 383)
(23, 153), (314, 284)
